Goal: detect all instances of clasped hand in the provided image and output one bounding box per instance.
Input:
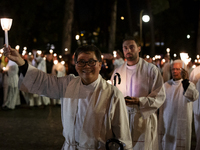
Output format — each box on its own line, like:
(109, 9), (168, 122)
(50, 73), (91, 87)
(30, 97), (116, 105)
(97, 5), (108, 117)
(124, 96), (139, 105)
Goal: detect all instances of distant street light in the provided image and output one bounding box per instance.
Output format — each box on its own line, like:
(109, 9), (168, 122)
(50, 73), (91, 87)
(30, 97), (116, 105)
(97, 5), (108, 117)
(75, 35), (80, 40)
(1, 18), (13, 47)
(142, 15), (150, 23)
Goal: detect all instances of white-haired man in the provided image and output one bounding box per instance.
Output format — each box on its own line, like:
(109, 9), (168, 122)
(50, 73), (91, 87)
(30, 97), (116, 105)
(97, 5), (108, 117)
(159, 60), (199, 150)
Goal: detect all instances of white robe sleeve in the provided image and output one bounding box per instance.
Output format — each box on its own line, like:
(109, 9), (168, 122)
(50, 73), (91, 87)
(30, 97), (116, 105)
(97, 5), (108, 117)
(184, 81), (199, 102)
(139, 66), (166, 119)
(110, 92), (133, 149)
(18, 64), (75, 99)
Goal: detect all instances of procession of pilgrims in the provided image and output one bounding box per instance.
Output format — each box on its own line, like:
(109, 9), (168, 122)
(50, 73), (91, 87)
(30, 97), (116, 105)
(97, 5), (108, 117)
(1, 42), (200, 150)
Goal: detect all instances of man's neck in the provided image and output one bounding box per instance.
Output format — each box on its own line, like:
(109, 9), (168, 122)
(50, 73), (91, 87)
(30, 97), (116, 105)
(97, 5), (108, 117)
(127, 58), (139, 66)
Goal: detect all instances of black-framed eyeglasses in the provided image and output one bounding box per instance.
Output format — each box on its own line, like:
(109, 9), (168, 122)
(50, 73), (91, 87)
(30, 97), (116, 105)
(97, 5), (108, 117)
(76, 59), (98, 67)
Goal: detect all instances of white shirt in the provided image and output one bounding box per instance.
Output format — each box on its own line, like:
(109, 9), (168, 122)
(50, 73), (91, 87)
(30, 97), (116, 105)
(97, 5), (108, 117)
(75, 77), (99, 142)
(126, 64), (138, 97)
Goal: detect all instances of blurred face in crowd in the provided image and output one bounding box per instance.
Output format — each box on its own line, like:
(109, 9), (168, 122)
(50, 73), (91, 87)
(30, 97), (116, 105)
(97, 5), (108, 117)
(46, 54), (53, 62)
(122, 40), (141, 65)
(171, 63), (182, 81)
(75, 51), (102, 85)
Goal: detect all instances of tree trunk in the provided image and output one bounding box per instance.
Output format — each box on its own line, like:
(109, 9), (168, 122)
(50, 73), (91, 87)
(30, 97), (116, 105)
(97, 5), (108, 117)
(197, 3), (200, 55)
(62, 0), (74, 55)
(147, 0), (155, 57)
(127, 0), (133, 35)
(108, 0), (117, 53)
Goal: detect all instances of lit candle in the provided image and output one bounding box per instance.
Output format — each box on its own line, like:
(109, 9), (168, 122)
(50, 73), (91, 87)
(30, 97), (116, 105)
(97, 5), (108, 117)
(49, 49), (53, 54)
(180, 53), (189, 68)
(1, 18), (13, 47)
(61, 61), (65, 65)
(54, 60), (58, 65)
(113, 51), (117, 58)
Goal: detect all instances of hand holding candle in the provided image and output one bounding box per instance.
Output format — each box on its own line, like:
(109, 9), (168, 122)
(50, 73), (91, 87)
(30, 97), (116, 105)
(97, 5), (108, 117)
(3, 45), (25, 66)
(0, 18), (13, 48)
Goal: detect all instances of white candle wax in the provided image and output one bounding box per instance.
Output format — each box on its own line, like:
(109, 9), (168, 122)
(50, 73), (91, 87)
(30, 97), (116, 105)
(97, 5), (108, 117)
(5, 30), (8, 47)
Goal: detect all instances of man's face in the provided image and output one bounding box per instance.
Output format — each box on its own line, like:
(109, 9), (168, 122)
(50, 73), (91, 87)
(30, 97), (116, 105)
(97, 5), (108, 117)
(46, 54), (53, 62)
(75, 51), (102, 85)
(171, 63), (182, 80)
(122, 40), (141, 61)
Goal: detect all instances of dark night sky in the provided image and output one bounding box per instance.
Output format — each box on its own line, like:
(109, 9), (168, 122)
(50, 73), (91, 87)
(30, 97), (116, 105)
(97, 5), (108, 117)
(0, 0), (199, 58)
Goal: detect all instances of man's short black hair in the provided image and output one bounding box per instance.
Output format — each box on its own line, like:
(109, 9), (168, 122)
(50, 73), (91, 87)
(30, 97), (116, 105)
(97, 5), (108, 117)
(74, 45), (102, 62)
(122, 36), (141, 46)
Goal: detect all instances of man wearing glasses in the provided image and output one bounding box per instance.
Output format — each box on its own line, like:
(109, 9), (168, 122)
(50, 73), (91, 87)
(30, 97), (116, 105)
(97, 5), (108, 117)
(158, 60), (199, 150)
(3, 45), (132, 150)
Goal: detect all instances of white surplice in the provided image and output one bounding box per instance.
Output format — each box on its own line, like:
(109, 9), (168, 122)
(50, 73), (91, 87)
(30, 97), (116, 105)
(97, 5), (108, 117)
(158, 79), (199, 150)
(36, 59), (50, 105)
(162, 62), (171, 82)
(52, 62), (66, 104)
(18, 65), (133, 150)
(111, 58), (166, 150)
(189, 66), (200, 150)
(3, 60), (20, 109)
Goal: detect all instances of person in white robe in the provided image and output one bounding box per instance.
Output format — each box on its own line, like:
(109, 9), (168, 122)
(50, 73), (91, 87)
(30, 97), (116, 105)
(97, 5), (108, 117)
(35, 53), (54, 106)
(3, 45), (132, 150)
(20, 54), (35, 106)
(2, 59), (20, 109)
(189, 65), (200, 150)
(52, 59), (66, 105)
(111, 37), (166, 150)
(162, 55), (171, 82)
(113, 50), (124, 70)
(158, 60), (199, 150)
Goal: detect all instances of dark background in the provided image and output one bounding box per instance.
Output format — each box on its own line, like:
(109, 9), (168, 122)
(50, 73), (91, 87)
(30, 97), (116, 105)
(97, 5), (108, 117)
(0, 0), (199, 59)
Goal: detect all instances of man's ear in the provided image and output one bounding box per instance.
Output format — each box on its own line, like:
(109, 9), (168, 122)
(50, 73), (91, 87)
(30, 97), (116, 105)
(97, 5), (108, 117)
(75, 64), (78, 72)
(99, 62), (102, 71)
(138, 46), (141, 52)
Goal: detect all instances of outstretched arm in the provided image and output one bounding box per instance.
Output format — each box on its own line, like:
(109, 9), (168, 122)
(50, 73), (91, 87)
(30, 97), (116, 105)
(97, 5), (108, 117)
(3, 45), (25, 66)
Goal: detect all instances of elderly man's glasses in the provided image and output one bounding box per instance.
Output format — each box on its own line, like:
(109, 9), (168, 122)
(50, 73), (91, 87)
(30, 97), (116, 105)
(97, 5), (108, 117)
(76, 59), (98, 67)
(171, 68), (182, 71)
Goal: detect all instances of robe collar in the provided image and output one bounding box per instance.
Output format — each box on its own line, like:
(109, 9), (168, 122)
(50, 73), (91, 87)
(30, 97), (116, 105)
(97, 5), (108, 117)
(115, 58), (142, 96)
(63, 74), (112, 148)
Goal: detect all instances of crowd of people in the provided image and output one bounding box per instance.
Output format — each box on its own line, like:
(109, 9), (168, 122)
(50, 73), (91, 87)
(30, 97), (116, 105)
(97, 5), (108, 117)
(1, 36), (200, 150)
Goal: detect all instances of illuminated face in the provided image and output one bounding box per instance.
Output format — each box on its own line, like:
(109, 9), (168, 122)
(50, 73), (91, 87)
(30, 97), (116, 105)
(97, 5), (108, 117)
(122, 40), (141, 62)
(75, 51), (102, 85)
(171, 63), (182, 81)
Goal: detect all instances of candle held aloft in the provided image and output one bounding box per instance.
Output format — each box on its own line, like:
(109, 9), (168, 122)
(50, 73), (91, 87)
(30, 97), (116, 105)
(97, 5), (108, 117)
(0, 18), (13, 48)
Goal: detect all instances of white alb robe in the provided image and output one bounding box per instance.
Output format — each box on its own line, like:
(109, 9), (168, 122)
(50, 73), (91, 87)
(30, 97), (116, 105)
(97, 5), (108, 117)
(36, 59), (51, 105)
(18, 65), (132, 150)
(162, 62), (171, 82)
(111, 58), (166, 150)
(189, 66), (200, 150)
(52, 62), (66, 104)
(159, 79), (199, 150)
(3, 60), (20, 109)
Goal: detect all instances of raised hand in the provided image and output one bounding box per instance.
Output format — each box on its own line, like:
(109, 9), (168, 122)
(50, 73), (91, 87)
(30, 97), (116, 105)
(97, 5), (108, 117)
(3, 45), (25, 66)
(181, 68), (189, 80)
